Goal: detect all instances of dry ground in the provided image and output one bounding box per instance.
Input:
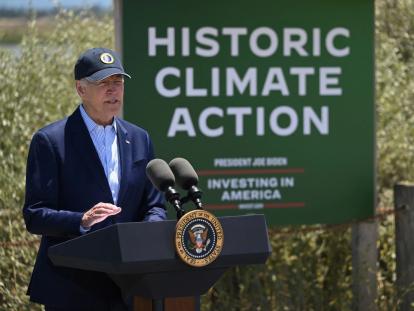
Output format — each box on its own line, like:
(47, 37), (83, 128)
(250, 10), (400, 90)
(0, 16), (55, 43)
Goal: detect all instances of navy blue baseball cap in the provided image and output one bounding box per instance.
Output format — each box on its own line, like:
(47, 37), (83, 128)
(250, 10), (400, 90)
(74, 47), (131, 81)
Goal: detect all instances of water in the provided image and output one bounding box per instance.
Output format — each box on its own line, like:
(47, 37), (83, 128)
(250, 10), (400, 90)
(0, 0), (112, 11)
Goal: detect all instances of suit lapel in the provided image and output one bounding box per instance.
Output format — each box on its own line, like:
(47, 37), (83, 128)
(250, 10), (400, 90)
(116, 119), (131, 207)
(67, 107), (112, 197)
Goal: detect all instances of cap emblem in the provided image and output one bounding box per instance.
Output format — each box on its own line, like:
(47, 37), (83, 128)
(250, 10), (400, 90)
(100, 52), (114, 64)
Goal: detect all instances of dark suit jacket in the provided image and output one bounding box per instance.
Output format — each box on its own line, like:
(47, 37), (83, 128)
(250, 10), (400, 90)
(23, 106), (166, 309)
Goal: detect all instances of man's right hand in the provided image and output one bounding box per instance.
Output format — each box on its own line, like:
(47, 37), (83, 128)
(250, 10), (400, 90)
(81, 202), (122, 229)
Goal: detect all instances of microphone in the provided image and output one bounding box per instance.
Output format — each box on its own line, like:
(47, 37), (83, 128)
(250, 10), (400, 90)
(169, 158), (203, 209)
(146, 159), (185, 218)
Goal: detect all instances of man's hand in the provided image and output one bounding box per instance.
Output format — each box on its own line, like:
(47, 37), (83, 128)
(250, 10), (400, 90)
(81, 202), (122, 229)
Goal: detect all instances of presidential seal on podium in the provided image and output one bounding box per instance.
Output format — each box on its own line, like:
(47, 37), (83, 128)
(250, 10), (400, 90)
(175, 210), (224, 267)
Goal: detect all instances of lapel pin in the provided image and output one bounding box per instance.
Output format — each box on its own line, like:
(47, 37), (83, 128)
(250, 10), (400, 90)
(125, 139), (130, 144)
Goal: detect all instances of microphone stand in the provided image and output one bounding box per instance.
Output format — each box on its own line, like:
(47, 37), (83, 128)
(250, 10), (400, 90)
(180, 186), (203, 210)
(165, 186), (186, 219)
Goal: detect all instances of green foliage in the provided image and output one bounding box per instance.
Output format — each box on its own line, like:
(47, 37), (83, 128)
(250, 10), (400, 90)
(202, 216), (398, 311)
(0, 10), (113, 310)
(1, 0), (414, 309)
(202, 227), (353, 311)
(377, 214), (398, 309)
(376, 0), (414, 191)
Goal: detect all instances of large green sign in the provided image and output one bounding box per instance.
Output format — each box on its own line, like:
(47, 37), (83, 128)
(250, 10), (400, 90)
(122, 0), (374, 225)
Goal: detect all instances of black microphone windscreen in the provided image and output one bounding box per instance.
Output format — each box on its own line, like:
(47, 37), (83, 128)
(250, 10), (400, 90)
(169, 158), (199, 190)
(146, 159), (175, 192)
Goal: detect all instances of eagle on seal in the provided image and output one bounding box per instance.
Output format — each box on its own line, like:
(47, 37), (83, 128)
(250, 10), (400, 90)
(188, 225), (210, 254)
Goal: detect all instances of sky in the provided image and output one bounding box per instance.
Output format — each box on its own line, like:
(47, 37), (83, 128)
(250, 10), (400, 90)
(0, 0), (112, 10)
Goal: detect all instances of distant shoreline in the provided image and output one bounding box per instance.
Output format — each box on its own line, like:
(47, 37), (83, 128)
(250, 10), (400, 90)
(0, 6), (111, 18)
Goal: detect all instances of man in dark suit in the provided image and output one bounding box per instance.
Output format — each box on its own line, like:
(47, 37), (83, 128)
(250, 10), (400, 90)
(23, 47), (166, 310)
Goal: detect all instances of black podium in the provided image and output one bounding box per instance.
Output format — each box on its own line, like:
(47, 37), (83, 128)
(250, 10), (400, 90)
(48, 214), (271, 311)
